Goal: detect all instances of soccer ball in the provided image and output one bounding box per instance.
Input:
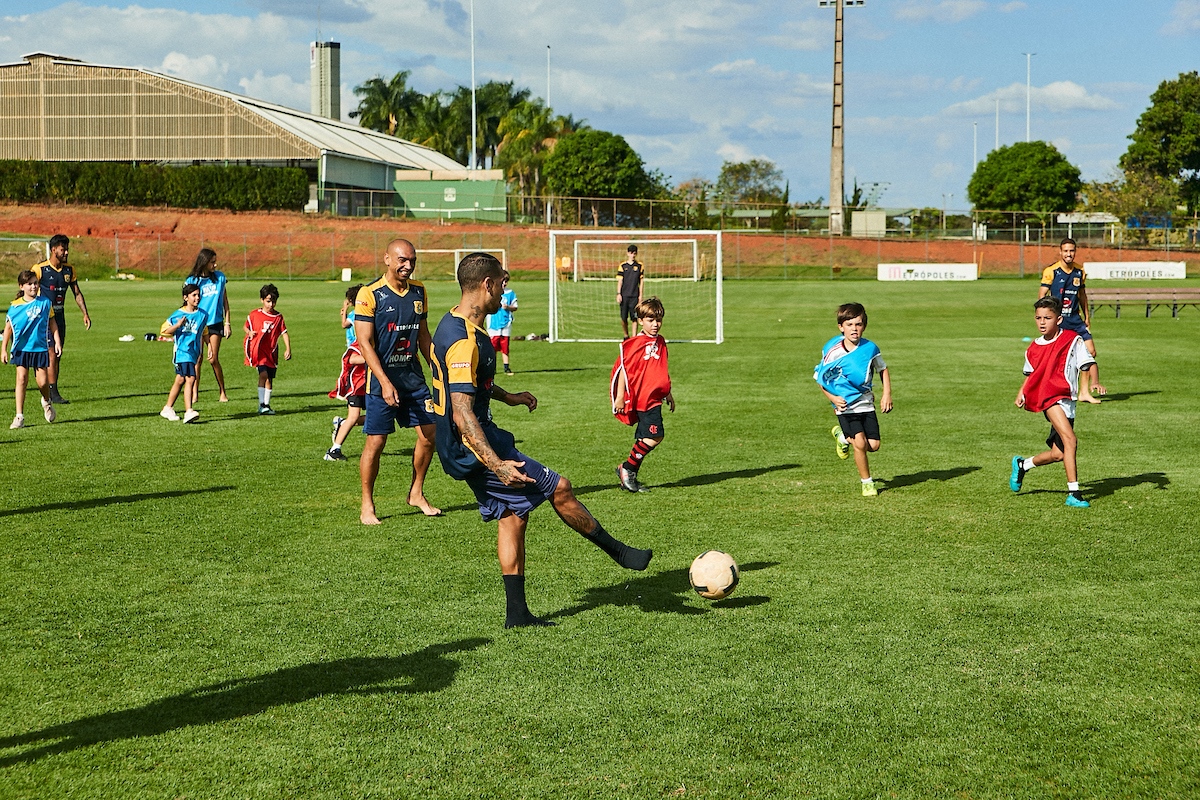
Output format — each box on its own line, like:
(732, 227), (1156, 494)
(689, 550), (739, 600)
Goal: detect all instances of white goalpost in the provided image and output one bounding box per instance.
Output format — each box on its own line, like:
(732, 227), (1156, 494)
(416, 248), (507, 280)
(548, 230), (723, 343)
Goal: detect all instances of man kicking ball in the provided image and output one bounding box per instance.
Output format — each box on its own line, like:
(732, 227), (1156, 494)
(429, 254), (653, 628)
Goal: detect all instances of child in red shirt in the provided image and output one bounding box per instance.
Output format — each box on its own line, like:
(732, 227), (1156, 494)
(243, 283), (291, 415)
(610, 297), (675, 493)
(1011, 296), (1104, 507)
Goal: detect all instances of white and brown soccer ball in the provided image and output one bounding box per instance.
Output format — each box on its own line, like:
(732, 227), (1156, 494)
(689, 550), (739, 600)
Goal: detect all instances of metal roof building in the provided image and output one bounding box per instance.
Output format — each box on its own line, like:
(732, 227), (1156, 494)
(0, 52), (470, 193)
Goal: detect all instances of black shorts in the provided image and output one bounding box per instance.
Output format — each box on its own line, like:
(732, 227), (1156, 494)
(620, 296), (640, 324)
(1044, 413), (1075, 451)
(205, 322), (228, 338)
(257, 366), (277, 381)
(346, 394), (366, 409)
(635, 404), (665, 440)
(838, 411), (880, 441)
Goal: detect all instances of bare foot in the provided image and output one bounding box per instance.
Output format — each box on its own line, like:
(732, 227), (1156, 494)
(1080, 393), (1102, 405)
(219, 394), (229, 403)
(361, 506), (382, 525)
(407, 495), (443, 517)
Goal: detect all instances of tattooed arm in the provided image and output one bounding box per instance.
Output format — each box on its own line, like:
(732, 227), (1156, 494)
(451, 391), (534, 486)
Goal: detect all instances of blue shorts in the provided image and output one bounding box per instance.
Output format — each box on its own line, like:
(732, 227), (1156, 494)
(12, 351), (49, 369)
(175, 361), (197, 378)
(1059, 317), (1093, 341)
(465, 447), (561, 522)
(364, 385), (435, 435)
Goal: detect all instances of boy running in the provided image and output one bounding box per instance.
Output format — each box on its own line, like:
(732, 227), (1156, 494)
(485, 274), (518, 375)
(2, 270), (61, 428)
(815, 302), (892, 497)
(160, 283), (206, 423)
(243, 284), (291, 415)
(611, 297), (675, 493)
(1010, 296), (1105, 508)
(327, 284), (366, 461)
(430, 252), (652, 629)
(1039, 238), (1104, 403)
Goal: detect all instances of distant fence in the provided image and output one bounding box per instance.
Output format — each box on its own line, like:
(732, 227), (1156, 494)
(4, 227), (1197, 283)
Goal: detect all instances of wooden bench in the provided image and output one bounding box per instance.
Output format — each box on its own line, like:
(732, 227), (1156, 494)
(1088, 287), (1200, 318)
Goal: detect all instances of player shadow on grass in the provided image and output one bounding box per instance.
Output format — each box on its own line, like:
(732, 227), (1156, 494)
(545, 561), (777, 621)
(0, 486), (237, 518)
(1020, 472), (1169, 500)
(0, 637), (490, 767)
(878, 466), (981, 493)
(215, 402), (343, 421)
(569, 464), (803, 498)
(1097, 390), (1161, 403)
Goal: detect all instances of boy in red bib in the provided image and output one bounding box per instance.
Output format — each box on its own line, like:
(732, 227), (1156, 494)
(243, 284), (291, 415)
(1011, 297), (1105, 508)
(611, 297), (675, 493)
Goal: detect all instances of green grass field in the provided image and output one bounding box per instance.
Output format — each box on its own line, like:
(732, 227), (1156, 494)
(2, 276), (1198, 799)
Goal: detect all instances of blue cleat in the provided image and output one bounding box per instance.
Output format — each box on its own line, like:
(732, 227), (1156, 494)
(1065, 494), (1090, 508)
(1009, 456), (1025, 493)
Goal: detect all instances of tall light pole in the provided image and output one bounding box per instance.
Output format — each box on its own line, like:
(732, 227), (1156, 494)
(1023, 52), (1034, 142)
(469, 0), (477, 170)
(820, 0), (863, 236)
(546, 45), (551, 108)
(973, 121), (977, 166)
(995, 97), (999, 149)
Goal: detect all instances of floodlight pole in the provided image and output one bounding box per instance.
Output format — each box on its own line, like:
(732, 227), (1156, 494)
(995, 97), (999, 149)
(1024, 52), (1034, 142)
(973, 121), (977, 165)
(821, 0), (862, 236)
(470, 0), (477, 171)
(546, 45), (551, 108)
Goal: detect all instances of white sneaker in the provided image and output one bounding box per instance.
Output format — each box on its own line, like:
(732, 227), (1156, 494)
(160, 407), (180, 421)
(183, 409), (200, 424)
(9, 414), (24, 430)
(41, 398), (56, 423)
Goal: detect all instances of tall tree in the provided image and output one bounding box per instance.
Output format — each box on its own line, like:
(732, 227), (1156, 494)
(967, 141), (1081, 215)
(349, 71), (421, 136)
(715, 159), (784, 204)
(495, 100), (584, 211)
(1120, 71), (1200, 213)
(545, 129), (655, 225)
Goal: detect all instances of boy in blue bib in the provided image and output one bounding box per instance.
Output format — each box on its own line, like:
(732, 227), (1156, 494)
(814, 302), (892, 497)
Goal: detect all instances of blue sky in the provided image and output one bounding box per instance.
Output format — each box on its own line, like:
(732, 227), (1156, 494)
(2, 0), (1199, 209)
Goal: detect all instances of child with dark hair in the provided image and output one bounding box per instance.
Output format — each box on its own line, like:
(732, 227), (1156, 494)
(243, 284), (291, 415)
(160, 283), (206, 423)
(327, 284), (366, 461)
(2, 270), (61, 428)
(815, 302), (892, 497)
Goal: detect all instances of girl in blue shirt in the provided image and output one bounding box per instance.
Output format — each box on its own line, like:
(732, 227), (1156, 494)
(1, 270), (61, 428)
(188, 248), (231, 403)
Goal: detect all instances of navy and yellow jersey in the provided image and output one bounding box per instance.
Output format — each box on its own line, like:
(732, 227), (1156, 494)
(616, 260), (643, 299)
(428, 309), (515, 480)
(32, 260), (77, 311)
(5, 295), (53, 353)
(354, 277), (428, 394)
(1040, 261), (1088, 322)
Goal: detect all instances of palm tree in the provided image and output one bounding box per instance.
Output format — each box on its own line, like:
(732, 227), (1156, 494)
(349, 71), (421, 136)
(496, 100), (587, 214)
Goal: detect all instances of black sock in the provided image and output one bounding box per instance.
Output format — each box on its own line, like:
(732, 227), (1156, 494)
(1069, 490), (1084, 501)
(583, 523), (652, 571)
(502, 575), (553, 629)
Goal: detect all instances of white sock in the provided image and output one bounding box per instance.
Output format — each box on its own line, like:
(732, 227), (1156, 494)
(837, 431), (848, 445)
(1067, 481), (1080, 492)
(258, 387), (266, 405)
(1023, 457), (1036, 471)
(861, 477), (873, 484)
(263, 388), (272, 405)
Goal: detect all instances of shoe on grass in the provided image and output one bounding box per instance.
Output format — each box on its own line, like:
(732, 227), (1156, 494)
(41, 398), (56, 423)
(832, 426), (850, 459)
(259, 404), (275, 416)
(861, 479), (877, 498)
(324, 447), (348, 462)
(160, 407), (180, 421)
(183, 409), (200, 424)
(10, 414), (24, 430)
(1065, 494), (1090, 508)
(616, 465), (642, 493)
(1010, 456), (1026, 493)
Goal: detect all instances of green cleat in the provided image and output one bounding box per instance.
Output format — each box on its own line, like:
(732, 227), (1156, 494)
(832, 426), (850, 459)
(861, 479), (877, 497)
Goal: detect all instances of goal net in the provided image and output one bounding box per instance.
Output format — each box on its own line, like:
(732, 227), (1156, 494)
(415, 248), (507, 281)
(548, 230), (723, 343)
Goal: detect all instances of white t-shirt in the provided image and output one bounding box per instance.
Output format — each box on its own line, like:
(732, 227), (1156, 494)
(1022, 331), (1095, 419)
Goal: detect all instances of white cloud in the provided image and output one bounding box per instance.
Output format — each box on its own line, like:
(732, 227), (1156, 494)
(760, 19), (825, 51)
(944, 81), (1118, 116)
(895, 0), (988, 23)
(998, 1), (1027, 11)
(238, 70), (310, 112)
(1164, 0), (1200, 33)
(716, 142), (757, 163)
(160, 52), (227, 85)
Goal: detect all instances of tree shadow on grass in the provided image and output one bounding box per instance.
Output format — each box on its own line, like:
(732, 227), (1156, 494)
(0, 486), (236, 518)
(0, 637), (490, 767)
(546, 561), (777, 621)
(879, 466), (981, 493)
(511, 367), (595, 375)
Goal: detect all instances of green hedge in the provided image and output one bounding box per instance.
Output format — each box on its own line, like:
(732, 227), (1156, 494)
(0, 161), (309, 211)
